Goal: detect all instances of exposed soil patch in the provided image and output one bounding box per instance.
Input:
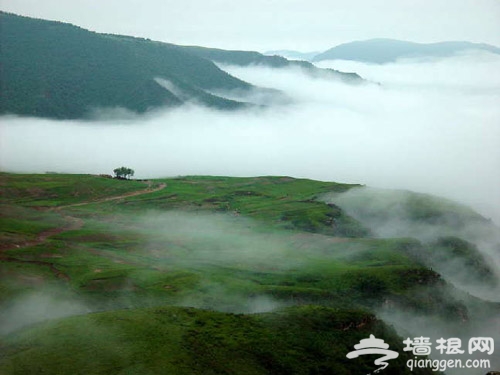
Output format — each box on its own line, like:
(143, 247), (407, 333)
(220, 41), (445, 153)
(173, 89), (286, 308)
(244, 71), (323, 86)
(1, 183), (168, 282)
(83, 277), (137, 292)
(40, 253), (63, 258)
(17, 274), (46, 286)
(1, 183), (167, 253)
(0, 256), (70, 281)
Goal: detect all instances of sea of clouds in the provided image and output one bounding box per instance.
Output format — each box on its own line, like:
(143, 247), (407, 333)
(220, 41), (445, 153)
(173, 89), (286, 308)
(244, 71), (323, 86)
(1, 51), (499, 223)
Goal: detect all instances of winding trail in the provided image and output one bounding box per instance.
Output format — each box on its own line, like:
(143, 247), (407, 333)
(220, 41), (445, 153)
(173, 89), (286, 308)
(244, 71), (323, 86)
(0, 182), (167, 279)
(55, 182), (166, 209)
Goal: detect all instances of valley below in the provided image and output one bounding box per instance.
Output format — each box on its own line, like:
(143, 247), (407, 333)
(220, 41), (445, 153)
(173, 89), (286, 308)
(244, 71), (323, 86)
(1, 173), (499, 374)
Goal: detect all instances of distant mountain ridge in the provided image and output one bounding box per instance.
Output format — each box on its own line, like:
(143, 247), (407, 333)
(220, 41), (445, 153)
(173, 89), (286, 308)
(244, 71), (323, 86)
(312, 38), (500, 63)
(265, 39), (500, 64)
(0, 12), (362, 120)
(264, 50), (320, 61)
(176, 46), (362, 83)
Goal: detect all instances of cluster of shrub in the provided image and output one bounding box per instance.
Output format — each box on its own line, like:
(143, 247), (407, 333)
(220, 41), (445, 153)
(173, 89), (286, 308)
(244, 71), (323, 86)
(113, 166), (134, 179)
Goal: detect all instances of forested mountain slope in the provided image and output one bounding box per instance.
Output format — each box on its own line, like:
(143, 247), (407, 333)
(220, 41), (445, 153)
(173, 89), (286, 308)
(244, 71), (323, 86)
(0, 12), (251, 119)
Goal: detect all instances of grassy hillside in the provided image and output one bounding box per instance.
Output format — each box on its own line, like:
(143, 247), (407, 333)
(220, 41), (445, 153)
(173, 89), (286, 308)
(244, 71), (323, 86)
(0, 305), (438, 375)
(0, 12), (252, 119)
(0, 173), (497, 374)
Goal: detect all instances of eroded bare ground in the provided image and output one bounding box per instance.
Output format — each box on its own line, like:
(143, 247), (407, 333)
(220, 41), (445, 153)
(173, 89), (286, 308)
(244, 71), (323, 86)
(0, 256), (70, 281)
(0, 182), (167, 280)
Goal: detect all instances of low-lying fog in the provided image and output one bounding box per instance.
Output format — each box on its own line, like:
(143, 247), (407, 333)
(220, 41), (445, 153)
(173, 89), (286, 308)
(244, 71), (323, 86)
(1, 51), (499, 223)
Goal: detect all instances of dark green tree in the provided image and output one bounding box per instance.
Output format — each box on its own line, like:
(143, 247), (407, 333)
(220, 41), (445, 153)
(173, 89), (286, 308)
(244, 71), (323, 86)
(113, 167), (134, 179)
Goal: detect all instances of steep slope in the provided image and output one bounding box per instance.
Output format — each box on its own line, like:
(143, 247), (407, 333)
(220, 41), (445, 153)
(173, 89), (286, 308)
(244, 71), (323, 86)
(313, 38), (500, 63)
(180, 45), (363, 83)
(322, 187), (500, 300)
(322, 187), (498, 241)
(0, 12), (252, 119)
(0, 305), (437, 375)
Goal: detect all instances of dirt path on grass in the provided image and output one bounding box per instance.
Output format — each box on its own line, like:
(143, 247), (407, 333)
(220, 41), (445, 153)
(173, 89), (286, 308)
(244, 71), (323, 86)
(55, 182), (167, 209)
(0, 183), (167, 279)
(0, 215), (85, 281)
(2, 182), (167, 251)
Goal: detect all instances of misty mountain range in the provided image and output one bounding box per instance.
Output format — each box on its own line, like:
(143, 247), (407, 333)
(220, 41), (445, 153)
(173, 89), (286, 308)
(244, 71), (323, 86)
(0, 12), (360, 120)
(266, 38), (500, 63)
(3, 12), (495, 121)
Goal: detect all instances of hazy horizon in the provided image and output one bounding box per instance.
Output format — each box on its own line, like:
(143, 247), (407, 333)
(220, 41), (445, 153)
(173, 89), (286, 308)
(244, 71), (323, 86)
(1, 0), (499, 52)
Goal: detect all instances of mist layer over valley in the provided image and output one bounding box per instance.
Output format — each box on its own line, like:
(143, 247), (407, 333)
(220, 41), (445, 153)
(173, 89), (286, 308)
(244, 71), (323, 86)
(2, 51), (500, 225)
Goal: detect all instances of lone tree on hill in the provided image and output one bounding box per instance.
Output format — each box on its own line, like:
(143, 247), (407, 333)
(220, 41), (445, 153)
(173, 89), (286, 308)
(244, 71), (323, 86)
(113, 167), (135, 179)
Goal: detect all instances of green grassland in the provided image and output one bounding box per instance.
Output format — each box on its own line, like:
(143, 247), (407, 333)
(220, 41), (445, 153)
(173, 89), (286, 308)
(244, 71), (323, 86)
(0, 173), (497, 374)
(0, 305), (435, 375)
(0, 173), (149, 206)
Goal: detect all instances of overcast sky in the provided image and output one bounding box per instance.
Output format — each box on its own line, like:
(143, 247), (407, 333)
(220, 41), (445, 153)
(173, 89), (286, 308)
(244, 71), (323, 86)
(1, 0), (499, 51)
